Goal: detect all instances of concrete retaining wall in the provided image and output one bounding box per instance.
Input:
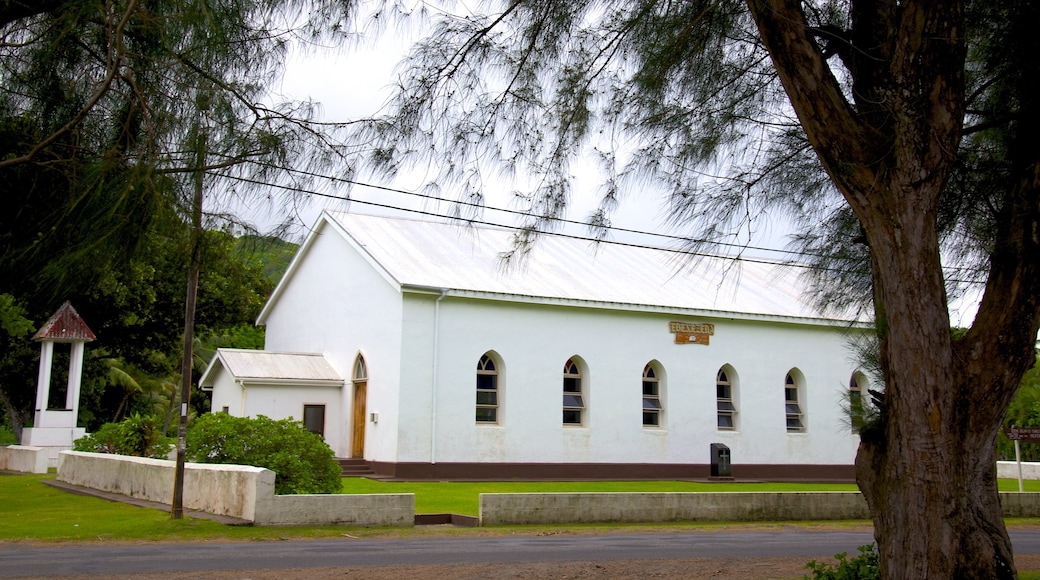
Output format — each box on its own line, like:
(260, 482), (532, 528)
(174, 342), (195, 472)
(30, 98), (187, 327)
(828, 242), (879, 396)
(998, 461), (1040, 480)
(480, 492), (870, 526)
(57, 451), (268, 521)
(56, 451), (412, 526)
(49, 452), (1040, 527)
(479, 491), (1040, 526)
(999, 492), (1040, 518)
(0, 445), (49, 474)
(255, 493), (414, 526)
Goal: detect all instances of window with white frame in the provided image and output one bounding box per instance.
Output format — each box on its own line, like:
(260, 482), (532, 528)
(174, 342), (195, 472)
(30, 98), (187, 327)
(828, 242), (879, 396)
(642, 363), (662, 427)
(785, 372), (805, 432)
(717, 368), (736, 430)
(476, 353), (499, 423)
(563, 358), (584, 425)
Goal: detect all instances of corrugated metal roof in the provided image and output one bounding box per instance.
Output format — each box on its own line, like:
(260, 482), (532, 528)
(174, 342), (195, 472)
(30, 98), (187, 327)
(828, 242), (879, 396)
(325, 211), (849, 323)
(33, 301), (96, 342)
(204, 349), (343, 384)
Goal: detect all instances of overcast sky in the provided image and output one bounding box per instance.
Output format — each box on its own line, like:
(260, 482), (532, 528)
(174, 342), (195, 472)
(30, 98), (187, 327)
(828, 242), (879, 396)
(274, 33), (796, 255)
(263, 23), (990, 328)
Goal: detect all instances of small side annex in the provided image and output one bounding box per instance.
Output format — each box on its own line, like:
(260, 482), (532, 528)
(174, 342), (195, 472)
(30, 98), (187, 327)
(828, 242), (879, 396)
(200, 349), (345, 444)
(204, 210), (872, 481)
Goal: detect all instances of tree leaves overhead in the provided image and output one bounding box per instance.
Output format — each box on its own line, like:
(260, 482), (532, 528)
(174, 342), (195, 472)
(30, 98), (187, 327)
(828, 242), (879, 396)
(0, 0), (356, 302)
(360, 0), (1034, 319)
(363, 0), (823, 256)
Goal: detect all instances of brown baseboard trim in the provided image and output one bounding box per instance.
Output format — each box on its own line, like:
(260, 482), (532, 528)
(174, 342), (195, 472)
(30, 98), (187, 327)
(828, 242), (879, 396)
(368, 461), (855, 482)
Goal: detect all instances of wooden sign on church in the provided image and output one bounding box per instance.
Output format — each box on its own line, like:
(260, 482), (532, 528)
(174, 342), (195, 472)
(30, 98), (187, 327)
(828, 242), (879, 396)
(669, 321), (715, 345)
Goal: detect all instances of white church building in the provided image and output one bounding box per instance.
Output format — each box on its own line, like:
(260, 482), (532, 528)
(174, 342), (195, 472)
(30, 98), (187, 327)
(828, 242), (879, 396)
(201, 210), (870, 480)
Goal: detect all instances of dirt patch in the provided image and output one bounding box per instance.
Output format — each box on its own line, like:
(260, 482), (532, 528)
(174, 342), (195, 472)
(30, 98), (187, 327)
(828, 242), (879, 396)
(28, 554), (1040, 579)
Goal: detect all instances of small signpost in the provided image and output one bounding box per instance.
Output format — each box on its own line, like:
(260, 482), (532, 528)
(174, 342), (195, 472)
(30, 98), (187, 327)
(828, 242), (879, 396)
(1005, 426), (1040, 492)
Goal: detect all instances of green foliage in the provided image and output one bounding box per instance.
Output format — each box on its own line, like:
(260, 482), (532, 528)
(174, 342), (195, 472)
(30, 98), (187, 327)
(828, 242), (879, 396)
(0, 294), (34, 338)
(804, 545), (879, 580)
(233, 235), (299, 285)
(186, 413), (341, 495)
(0, 223), (277, 435)
(999, 357), (1040, 461)
(72, 413), (173, 458)
(0, 0), (348, 437)
(0, 294), (37, 439)
(0, 423), (15, 445)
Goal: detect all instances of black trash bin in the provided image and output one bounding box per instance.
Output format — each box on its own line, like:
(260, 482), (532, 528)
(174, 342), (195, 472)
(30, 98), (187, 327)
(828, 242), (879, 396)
(710, 443), (731, 477)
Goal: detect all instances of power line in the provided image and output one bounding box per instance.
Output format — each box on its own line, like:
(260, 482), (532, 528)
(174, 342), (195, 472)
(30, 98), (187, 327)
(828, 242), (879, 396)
(230, 158), (818, 259)
(226, 159), (991, 284)
(216, 170), (987, 284)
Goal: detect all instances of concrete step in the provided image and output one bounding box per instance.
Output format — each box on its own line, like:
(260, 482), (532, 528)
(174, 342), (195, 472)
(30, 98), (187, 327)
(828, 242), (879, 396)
(337, 458), (374, 477)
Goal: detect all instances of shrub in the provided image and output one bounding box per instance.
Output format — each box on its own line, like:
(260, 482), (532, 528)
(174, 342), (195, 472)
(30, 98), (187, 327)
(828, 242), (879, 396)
(73, 414), (173, 458)
(186, 413), (341, 495)
(0, 424), (15, 445)
(804, 544), (880, 580)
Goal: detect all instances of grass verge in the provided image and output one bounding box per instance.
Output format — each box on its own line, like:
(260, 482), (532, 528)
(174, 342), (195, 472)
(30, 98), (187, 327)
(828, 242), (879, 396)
(342, 476), (1040, 516)
(340, 478), (864, 515)
(3, 472), (1040, 544)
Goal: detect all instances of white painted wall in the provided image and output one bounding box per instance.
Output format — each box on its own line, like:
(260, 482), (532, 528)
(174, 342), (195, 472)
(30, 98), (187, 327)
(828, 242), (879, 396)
(998, 460), (1040, 480)
(396, 295), (862, 467)
(261, 222), (405, 461)
(207, 365), (240, 415)
(246, 384), (343, 441)
(257, 218), (863, 468)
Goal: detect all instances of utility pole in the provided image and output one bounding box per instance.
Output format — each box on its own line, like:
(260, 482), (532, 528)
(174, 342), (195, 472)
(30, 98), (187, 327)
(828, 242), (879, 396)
(172, 100), (208, 519)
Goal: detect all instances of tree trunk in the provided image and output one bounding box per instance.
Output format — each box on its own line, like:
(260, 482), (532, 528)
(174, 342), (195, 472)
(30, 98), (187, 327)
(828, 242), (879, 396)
(857, 413), (1014, 578)
(172, 119), (206, 519)
(849, 189), (1015, 577)
(744, 1), (1040, 577)
(854, 221), (1018, 578)
(0, 385), (25, 442)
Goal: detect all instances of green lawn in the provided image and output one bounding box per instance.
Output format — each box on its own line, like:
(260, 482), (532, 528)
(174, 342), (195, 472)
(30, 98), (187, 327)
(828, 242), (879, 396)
(342, 477), (1040, 516)
(341, 478), (866, 515)
(0, 474), (391, 542)
(4, 472), (1040, 544)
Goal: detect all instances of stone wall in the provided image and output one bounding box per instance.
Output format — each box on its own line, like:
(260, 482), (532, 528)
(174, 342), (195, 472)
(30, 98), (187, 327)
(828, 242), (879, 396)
(0, 445), (49, 474)
(56, 451), (412, 526)
(479, 492), (869, 526)
(478, 491), (1040, 526)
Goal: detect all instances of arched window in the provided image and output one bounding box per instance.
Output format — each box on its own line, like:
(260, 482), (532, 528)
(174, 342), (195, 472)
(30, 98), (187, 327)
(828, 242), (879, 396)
(717, 367), (737, 430)
(642, 363), (662, 427)
(476, 353), (499, 423)
(350, 354), (369, 459)
(563, 358), (585, 425)
(849, 372), (867, 433)
(353, 355), (368, 382)
(785, 371), (805, 432)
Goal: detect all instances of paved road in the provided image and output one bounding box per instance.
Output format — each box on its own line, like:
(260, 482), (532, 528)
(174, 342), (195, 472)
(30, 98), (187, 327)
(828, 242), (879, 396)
(3, 529), (1040, 577)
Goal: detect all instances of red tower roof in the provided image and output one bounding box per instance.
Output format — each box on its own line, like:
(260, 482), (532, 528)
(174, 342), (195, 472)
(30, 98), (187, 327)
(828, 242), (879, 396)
(32, 301), (96, 343)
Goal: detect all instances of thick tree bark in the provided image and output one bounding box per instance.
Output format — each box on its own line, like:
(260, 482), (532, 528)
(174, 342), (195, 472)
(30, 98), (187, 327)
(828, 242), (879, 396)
(746, 0), (1040, 577)
(855, 221), (1019, 578)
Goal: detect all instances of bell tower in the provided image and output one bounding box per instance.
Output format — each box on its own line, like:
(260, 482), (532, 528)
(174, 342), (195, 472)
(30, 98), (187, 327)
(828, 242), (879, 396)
(21, 302), (96, 463)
